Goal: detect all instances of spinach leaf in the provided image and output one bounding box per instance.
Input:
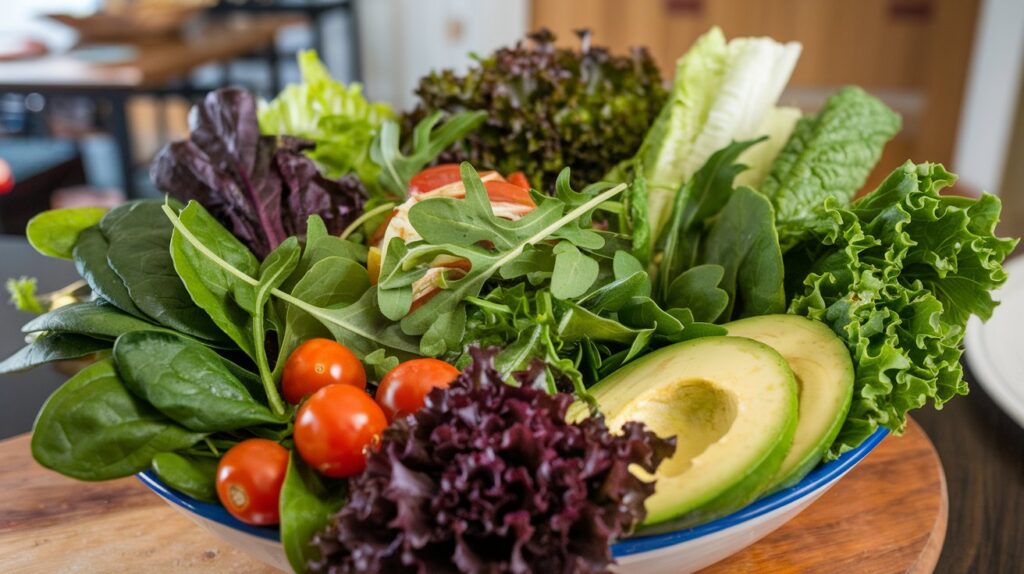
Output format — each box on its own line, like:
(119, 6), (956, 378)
(701, 187), (785, 319)
(664, 264), (729, 323)
(0, 333), (110, 374)
(151, 452), (219, 502)
(101, 201), (226, 342)
(170, 201), (260, 357)
(273, 256), (370, 378)
(27, 207), (107, 260)
(280, 451), (346, 573)
(31, 359), (206, 480)
(72, 226), (145, 317)
(655, 138), (762, 302)
(252, 237), (300, 415)
(22, 301), (174, 340)
(113, 331), (285, 432)
(371, 111), (487, 198)
(163, 204), (418, 358)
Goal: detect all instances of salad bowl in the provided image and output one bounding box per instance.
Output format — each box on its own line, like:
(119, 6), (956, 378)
(139, 428), (888, 573)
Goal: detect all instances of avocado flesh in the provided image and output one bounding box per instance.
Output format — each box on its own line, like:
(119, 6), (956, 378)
(586, 336), (798, 528)
(726, 314), (854, 490)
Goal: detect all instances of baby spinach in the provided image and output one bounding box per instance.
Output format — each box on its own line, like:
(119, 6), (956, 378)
(0, 333), (110, 374)
(664, 264), (729, 323)
(27, 207), (107, 260)
(31, 359), (206, 480)
(22, 301), (175, 340)
(170, 201), (260, 358)
(163, 203), (419, 358)
(280, 451), (347, 573)
(113, 331), (286, 432)
(701, 187), (785, 319)
(550, 242), (599, 300)
(72, 226), (145, 318)
(252, 237), (300, 415)
(101, 201), (226, 342)
(151, 452), (219, 502)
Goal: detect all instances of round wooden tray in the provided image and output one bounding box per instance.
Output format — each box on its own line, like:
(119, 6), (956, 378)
(0, 419), (946, 573)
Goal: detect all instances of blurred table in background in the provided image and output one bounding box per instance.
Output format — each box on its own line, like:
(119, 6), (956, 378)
(0, 14), (302, 199)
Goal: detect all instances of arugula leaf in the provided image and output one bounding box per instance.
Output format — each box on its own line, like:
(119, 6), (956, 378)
(701, 187), (786, 319)
(788, 162), (1017, 456)
(762, 87), (901, 247)
(31, 359), (206, 481)
(382, 163), (626, 356)
(371, 111), (487, 199)
(26, 207), (107, 260)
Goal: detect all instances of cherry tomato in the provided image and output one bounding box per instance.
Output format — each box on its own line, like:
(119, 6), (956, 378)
(375, 359), (460, 420)
(294, 384), (388, 478)
(282, 339), (366, 404)
(484, 180), (536, 208)
(507, 171), (531, 190)
(216, 439), (289, 526)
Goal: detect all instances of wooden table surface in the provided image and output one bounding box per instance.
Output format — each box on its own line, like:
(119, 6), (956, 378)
(0, 420), (946, 573)
(0, 14), (303, 90)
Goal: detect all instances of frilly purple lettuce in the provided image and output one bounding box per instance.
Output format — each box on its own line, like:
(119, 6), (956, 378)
(311, 347), (676, 574)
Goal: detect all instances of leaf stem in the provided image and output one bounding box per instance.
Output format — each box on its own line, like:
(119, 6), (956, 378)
(161, 204), (258, 287)
(340, 202), (395, 240)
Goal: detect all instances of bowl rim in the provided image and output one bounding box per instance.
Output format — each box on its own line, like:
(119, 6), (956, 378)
(137, 427), (888, 558)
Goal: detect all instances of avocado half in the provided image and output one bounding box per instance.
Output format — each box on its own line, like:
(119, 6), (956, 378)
(725, 314), (854, 490)
(582, 336), (798, 529)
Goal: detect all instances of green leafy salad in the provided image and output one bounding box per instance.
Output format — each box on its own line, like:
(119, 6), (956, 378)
(3, 29), (1017, 574)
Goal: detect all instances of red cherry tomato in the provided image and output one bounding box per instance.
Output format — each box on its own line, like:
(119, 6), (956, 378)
(216, 439), (289, 526)
(282, 338), (366, 404)
(507, 171), (531, 190)
(0, 159), (13, 195)
(375, 359), (460, 420)
(294, 384), (388, 478)
(484, 180), (536, 208)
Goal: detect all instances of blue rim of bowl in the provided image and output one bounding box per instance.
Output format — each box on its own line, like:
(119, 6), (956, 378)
(137, 427), (888, 557)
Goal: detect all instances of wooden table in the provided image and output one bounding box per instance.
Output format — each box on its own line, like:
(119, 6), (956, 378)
(0, 14), (302, 198)
(0, 421), (946, 573)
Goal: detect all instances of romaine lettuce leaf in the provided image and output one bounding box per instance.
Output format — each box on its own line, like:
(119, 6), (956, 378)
(258, 50), (394, 182)
(788, 162), (1017, 457)
(763, 87), (901, 248)
(626, 27), (801, 246)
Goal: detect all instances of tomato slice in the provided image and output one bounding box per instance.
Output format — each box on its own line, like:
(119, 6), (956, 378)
(408, 164), (462, 196)
(507, 171), (530, 190)
(484, 180), (535, 208)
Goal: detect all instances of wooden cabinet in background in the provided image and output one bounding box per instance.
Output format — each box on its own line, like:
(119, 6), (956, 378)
(532, 0), (980, 182)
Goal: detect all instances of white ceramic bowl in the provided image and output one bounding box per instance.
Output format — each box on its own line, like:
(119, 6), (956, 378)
(138, 428), (887, 573)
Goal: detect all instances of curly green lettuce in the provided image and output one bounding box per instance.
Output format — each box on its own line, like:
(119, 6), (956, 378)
(788, 162), (1017, 457)
(258, 50), (395, 182)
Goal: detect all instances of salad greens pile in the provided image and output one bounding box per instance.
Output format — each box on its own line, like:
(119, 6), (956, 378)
(2, 28), (1018, 574)
(404, 29), (666, 189)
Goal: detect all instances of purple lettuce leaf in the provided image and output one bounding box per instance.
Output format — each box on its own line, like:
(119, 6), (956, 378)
(152, 88), (365, 258)
(311, 347), (676, 574)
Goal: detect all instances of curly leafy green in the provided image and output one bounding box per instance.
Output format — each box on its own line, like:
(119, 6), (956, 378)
(788, 162), (1017, 457)
(763, 87), (902, 248)
(258, 50), (394, 183)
